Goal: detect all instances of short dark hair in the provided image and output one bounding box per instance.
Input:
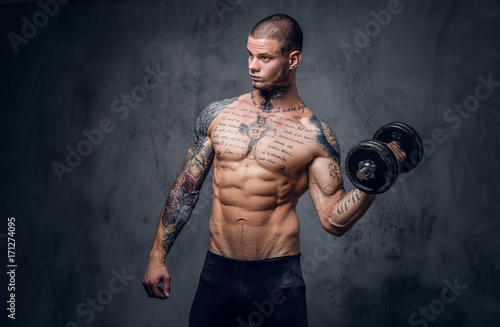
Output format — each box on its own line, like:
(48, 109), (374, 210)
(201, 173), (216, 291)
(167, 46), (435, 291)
(249, 14), (303, 55)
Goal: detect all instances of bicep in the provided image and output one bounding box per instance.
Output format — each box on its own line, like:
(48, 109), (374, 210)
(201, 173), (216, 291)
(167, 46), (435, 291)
(308, 156), (345, 232)
(177, 97), (236, 188)
(308, 120), (345, 208)
(178, 103), (221, 184)
(179, 134), (214, 189)
(308, 156), (344, 199)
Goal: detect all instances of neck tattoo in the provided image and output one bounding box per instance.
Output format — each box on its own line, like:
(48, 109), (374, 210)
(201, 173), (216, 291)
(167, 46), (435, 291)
(257, 85), (291, 112)
(260, 99), (274, 111)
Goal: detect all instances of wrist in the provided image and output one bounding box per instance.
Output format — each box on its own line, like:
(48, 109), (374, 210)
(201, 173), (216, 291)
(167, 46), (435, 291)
(360, 191), (376, 199)
(149, 250), (167, 264)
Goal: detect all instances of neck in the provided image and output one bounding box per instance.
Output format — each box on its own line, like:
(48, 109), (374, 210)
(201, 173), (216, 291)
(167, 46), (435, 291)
(254, 82), (300, 113)
(259, 85), (291, 101)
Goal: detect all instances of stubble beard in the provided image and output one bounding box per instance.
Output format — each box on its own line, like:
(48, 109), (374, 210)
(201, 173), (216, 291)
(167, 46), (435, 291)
(252, 63), (290, 100)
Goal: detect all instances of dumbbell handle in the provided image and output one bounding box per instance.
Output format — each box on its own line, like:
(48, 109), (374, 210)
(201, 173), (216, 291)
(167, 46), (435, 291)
(356, 160), (376, 180)
(355, 141), (401, 181)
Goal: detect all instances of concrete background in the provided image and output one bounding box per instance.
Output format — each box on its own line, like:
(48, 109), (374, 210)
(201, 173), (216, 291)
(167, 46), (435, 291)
(1, 0), (499, 326)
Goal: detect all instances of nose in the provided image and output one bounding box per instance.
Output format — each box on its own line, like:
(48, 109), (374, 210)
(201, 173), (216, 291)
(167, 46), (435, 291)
(248, 56), (259, 72)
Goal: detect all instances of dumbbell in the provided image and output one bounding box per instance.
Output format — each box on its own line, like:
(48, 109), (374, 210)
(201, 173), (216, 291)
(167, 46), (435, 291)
(345, 122), (423, 194)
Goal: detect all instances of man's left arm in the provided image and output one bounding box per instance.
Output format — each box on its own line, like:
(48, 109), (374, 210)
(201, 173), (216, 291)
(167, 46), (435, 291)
(308, 154), (376, 236)
(308, 121), (405, 236)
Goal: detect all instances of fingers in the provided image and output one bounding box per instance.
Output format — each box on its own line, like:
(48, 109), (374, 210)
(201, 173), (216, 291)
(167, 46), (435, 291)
(163, 275), (171, 298)
(152, 276), (169, 299)
(142, 274), (171, 299)
(142, 278), (151, 296)
(142, 276), (156, 298)
(160, 274), (171, 299)
(386, 141), (406, 164)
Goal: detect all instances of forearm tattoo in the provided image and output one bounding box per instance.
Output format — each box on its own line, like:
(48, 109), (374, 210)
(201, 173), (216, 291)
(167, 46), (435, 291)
(160, 97), (237, 253)
(162, 174), (198, 226)
(336, 189), (361, 215)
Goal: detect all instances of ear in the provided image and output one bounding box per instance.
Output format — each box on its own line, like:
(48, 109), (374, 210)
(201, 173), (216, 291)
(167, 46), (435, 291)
(288, 50), (302, 70)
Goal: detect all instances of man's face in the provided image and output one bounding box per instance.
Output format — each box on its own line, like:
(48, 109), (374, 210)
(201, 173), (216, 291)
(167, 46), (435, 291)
(247, 36), (289, 91)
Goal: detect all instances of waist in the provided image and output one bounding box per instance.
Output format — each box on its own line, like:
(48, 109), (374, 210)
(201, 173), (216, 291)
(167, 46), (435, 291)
(199, 250), (304, 292)
(207, 250), (301, 266)
(208, 206), (301, 259)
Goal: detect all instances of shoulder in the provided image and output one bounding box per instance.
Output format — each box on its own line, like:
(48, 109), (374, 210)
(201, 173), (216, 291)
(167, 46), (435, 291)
(195, 96), (240, 137)
(199, 96), (240, 123)
(306, 116), (341, 159)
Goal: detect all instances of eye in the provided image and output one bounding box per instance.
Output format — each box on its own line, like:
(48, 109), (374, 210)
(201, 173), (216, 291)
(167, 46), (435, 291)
(261, 56), (271, 62)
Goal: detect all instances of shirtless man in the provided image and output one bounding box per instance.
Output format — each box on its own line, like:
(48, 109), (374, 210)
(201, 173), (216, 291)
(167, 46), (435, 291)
(142, 14), (406, 326)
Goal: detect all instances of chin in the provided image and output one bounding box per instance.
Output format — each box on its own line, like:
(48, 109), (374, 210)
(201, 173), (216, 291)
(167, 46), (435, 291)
(251, 81), (264, 90)
(252, 81), (275, 91)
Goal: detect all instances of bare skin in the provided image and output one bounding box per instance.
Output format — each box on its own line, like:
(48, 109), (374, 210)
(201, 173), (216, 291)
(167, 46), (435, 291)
(142, 36), (406, 299)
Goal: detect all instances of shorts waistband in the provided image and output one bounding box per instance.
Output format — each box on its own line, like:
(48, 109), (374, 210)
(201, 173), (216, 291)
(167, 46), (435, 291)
(199, 250), (304, 294)
(207, 250), (301, 265)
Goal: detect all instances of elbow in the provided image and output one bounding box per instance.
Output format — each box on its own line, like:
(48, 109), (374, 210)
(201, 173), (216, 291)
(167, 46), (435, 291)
(334, 227), (348, 237)
(324, 225), (348, 237)
(318, 210), (348, 237)
(320, 216), (348, 237)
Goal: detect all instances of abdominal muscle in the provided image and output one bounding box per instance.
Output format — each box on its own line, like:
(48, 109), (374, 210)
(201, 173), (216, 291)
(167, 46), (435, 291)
(208, 162), (305, 261)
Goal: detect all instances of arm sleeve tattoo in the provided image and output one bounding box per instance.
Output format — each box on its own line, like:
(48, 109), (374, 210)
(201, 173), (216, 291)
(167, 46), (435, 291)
(160, 97), (237, 254)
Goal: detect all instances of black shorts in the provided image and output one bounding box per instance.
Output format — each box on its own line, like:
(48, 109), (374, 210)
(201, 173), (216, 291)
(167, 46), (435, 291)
(189, 251), (308, 327)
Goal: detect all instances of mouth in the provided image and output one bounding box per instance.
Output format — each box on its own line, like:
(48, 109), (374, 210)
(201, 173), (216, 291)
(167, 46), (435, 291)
(250, 75), (261, 81)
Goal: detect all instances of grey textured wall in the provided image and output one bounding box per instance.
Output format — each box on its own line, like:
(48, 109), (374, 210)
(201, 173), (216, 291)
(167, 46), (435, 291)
(1, 0), (499, 326)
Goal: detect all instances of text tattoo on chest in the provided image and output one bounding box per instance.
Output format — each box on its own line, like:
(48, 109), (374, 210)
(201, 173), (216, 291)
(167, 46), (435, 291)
(212, 110), (317, 167)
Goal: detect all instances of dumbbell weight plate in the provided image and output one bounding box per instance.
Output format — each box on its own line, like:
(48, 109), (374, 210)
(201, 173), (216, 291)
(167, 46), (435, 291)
(373, 122), (423, 174)
(345, 140), (399, 194)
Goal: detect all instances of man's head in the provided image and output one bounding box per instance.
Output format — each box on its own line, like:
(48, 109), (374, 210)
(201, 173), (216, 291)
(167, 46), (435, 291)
(247, 14), (303, 92)
(250, 14), (303, 55)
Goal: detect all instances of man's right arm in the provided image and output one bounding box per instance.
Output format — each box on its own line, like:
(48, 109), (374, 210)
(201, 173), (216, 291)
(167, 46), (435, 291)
(142, 97), (237, 299)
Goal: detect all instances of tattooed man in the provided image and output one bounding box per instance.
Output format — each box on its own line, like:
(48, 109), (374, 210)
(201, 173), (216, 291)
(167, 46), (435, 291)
(142, 14), (405, 327)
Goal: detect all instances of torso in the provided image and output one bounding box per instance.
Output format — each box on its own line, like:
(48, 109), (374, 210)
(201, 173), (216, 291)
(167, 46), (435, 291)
(207, 93), (325, 260)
